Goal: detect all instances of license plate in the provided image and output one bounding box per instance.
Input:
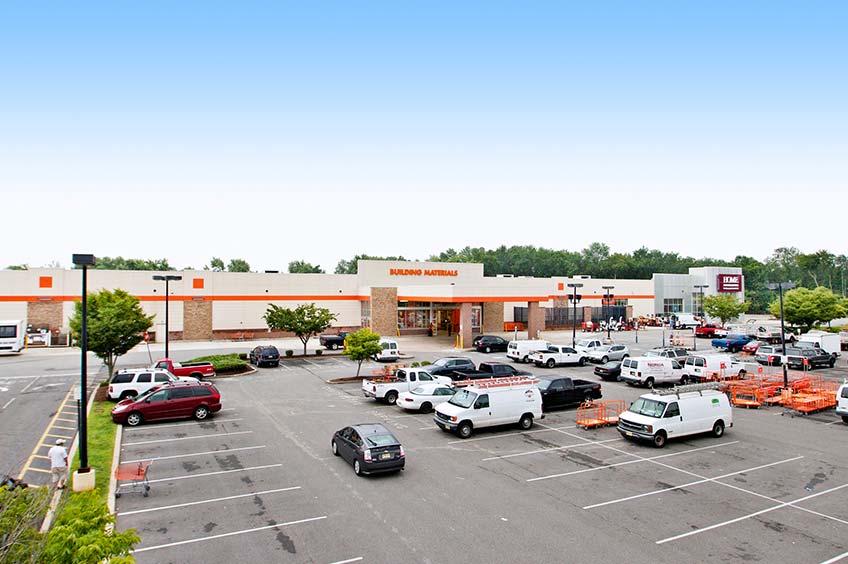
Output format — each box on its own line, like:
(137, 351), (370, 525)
(439, 422), (449, 430)
(380, 453), (392, 460)
(625, 431), (634, 437)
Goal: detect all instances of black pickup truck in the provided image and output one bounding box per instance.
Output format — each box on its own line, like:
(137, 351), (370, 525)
(451, 362), (532, 381)
(319, 332), (349, 350)
(783, 346), (837, 369)
(536, 376), (602, 410)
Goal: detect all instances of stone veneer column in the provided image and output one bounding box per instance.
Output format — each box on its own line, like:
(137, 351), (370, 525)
(370, 288), (398, 338)
(183, 299), (213, 341)
(482, 302), (504, 333)
(458, 302), (473, 348)
(527, 302), (545, 339)
(583, 306), (594, 328)
(26, 301), (63, 331)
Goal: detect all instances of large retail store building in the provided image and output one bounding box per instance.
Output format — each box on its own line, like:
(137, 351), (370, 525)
(0, 260), (743, 346)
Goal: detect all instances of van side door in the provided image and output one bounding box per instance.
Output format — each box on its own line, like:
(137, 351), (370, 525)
(472, 394), (492, 426)
(662, 401), (685, 437)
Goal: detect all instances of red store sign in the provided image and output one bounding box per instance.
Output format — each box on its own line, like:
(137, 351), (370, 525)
(717, 274), (743, 293)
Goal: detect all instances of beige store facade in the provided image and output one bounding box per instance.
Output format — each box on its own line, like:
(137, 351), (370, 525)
(0, 260), (666, 346)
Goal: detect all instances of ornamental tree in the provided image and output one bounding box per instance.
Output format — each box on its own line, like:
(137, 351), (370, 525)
(769, 286), (846, 332)
(263, 303), (337, 355)
(702, 294), (750, 326)
(69, 289), (154, 378)
(343, 329), (383, 377)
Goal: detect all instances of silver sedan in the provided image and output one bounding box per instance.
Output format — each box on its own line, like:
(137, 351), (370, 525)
(586, 344), (630, 364)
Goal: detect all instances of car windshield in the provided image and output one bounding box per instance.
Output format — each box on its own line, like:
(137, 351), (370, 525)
(449, 389), (478, 408)
(132, 387), (159, 402)
(536, 379), (552, 391)
(432, 359), (450, 367)
(365, 433), (397, 447)
(630, 398), (666, 418)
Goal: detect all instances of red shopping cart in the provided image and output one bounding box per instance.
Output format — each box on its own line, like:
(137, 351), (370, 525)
(114, 461), (152, 498)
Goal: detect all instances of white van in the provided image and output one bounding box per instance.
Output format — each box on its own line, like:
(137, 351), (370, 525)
(674, 314), (701, 329)
(837, 381), (848, 424)
(681, 353), (747, 383)
(620, 356), (685, 387)
(374, 338), (400, 362)
(507, 340), (551, 363)
(433, 377), (544, 438)
(618, 383), (733, 447)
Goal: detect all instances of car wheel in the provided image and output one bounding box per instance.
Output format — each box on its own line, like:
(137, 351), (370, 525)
(485, 346), (492, 353)
(330, 343), (338, 350)
(420, 402), (432, 413)
(583, 392), (593, 403)
(353, 459), (363, 476)
(829, 359), (836, 368)
(645, 377), (655, 388)
(522, 355), (529, 364)
(842, 416), (848, 424)
(519, 414), (533, 430)
(194, 406), (209, 420)
(622, 354), (629, 359)
(119, 391), (135, 401)
(712, 420), (725, 438)
(681, 376), (689, 385)
(457, 421), (473, 439)
(385, 391), (398, 405)
(601, 356), (609, 364)
(653, 431), (667, 448)
(332, 440), (339, 456)
(578, 357), (586, 367)
(546, 359), (555, 368)
(126, 412), (143, 427)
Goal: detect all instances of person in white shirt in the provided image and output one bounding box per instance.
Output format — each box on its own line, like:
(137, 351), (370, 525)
(47, 438), (69, 489)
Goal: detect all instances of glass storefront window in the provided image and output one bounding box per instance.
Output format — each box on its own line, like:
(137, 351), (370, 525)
(663, 299), (683, 314)
(398, 308), (431, 329)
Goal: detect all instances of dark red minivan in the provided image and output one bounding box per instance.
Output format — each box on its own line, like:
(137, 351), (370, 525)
(111, 381), (222, 426)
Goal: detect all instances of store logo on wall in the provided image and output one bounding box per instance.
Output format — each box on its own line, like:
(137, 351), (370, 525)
(389, 268), (459, 277)
(717, 274), (743, 292)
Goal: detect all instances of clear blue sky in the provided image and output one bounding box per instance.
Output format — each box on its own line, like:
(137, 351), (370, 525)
(2, 1), (845, 271)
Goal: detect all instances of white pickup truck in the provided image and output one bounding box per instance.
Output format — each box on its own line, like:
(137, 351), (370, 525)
(534, 345), (588, 368)
(361, 368), (451, 405)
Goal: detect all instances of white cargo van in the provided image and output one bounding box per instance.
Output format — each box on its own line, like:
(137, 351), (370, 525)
(674, 314), (700, 329)
(837, 381), (848, 424)
(433, 377), (544, 438)
(618, 383), (733, 447)
(620, 356), (685, 387)
(797, 332), (841, 357)
(507, 340), (551, 363)
(374, 338), (400, 362)
(681, 353), (747, 383)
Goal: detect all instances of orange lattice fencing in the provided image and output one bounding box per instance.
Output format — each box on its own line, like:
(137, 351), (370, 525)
(576, 400), (626, 429)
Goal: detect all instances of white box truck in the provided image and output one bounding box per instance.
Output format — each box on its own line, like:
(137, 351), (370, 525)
(797, 332), (841, 357)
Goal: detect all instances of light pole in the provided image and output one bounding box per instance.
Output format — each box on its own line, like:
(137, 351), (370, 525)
(602, 285), (615, 341)
(693, 284), (708, 352)
(153, 275), (182, 358)
(72, 253), (96, 476)
(766, 281), (795, 387)
(567, 283), (583, 348)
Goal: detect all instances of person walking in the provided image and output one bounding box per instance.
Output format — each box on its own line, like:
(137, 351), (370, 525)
(48, 438), (69, 489)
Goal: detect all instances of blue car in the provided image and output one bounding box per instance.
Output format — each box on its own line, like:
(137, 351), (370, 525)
(711, 334), (752, 353)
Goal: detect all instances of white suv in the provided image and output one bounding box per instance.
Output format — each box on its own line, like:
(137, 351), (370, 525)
(108, 368), (198, 400)
(837, 381), (848, 424)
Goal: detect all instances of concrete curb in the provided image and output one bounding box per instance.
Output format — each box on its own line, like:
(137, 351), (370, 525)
(107, 423), (122, 515)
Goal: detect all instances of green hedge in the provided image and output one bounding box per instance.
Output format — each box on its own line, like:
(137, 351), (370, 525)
(188, 354), (248, 374)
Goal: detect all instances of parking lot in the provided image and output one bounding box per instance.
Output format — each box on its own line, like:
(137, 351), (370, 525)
(111, 331), (847, 564)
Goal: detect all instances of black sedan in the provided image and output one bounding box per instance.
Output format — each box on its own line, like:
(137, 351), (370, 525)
(594, 361), (622, 381)
(475, 335), (509, 353)
(249, 345), (280, 367)
(331, 423), (405, 476)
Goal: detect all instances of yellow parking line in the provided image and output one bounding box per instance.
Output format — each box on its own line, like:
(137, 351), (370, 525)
(20, 387), (74, 477)
(33, 455), (50, 460)
(27, 468), (51, 474)
(55, 417), (76, 422)
(53, 425), (76, 430)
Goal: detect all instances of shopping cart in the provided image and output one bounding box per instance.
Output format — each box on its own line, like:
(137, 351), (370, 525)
(114, 461), (152, 498)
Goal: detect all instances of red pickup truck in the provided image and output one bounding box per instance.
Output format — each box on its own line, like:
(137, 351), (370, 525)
(152, 358), (216, 379)
(695, 325), (727, 339)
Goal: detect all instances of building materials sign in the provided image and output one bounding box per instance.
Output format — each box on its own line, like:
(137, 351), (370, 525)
(717, 274), (743, 293)
(389, 268), (459, 277)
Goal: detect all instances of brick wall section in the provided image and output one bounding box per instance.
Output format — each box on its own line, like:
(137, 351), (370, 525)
(583, 306), (593, 325)
(26, 301), (63, 332)
(183, 299), (213, 341)
(527, 302), (545, 339)
(459, 302), (473, 348)
(482, 302), (504, 333)
(370, 288), (398, 338)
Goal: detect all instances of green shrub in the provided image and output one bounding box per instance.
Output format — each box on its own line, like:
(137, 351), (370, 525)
(238, 352), (248, 360)
(188, 354), (248, 374)
(315, 349), (323, 356)
(411, 361), (420, 367)
(420, 360), (431, 366)
(285, 350), (294, 357)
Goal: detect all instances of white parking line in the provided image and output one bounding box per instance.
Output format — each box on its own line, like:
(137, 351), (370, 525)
(527, 441), (739, 482)
(0, 373), (78, 380)
(821, 549), (848, 564)
(146, 464), (283, 484)
(447, 425), (577, 444)
(121, 418), (244, 431)
(123, 430), (253, 446)
(2, 397), (15, 410)
(655, 483), (848, 545)
(132, 515), (327, 553)
(583, 456), (804, 509)
(121, 445), (266, 464)
(482, 437), (624, 461)
(21, 376), (40, 393)
(119, 486), (301, 516)
(328, 558), (363, 564)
